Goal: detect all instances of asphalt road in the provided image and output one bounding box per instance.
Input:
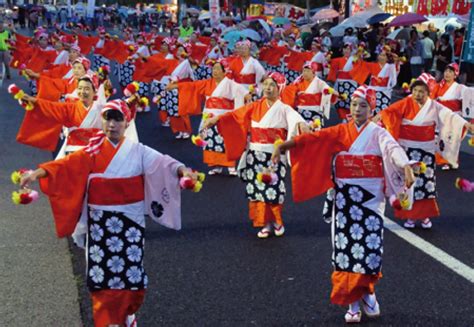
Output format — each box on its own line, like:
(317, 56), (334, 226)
(1, 55), (474, 327)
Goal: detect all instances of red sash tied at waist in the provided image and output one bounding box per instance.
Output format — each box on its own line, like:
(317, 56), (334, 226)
(296, 93), (322, 107)
(205, 97), (234, 110)
(438, 99), (462, 112)
(250, 127), (288, 144)
(67, 128), (102, 146)
(234, 73), (256, 85)
(399, 124), (436, 142)
(337, 71), (352, 80)
(370, 76), (389, 87)
(335, 155), (383, 179)
(88, 175), (145, 206)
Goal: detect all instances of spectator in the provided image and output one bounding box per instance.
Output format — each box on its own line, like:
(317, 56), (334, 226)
(406, 29), (424, 79)
(320, 29), (332, 52)
(343, 27), (358, 47)
(453, 28), (464, 62)
(435, 34), (453, 79)
(427, 23), (439, 45)
(0, 19), (11, 79)
(179, 17), (194, 39)
(421, 30), (435, 73)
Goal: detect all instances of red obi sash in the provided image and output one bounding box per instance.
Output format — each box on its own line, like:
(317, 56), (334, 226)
(337, 71), (352, 80)
(399, 124), (436, 142)
(438, 99), (462, 112)
(205, 97), (234, 110)
(370, 76), (389, 87)
(335, 154), (383, 179)
(67, 128), (101, 146)
(234, 73), (256, 84)
(250, 127), (287, 144)
(88, 175), (145, 206)
(296, 93), (322, 107)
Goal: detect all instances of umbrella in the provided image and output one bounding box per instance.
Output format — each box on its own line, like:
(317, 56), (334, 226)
(223, 30), (243, 50)
(424, 17), (462, 32)
(329, 22), (355, 37)
(457, 14), (469, 26)
(296, 17), (312, 26)
(186, 7), (200, 15)
(239, 19), (271, 36)
(367, 13), (391, 25)
(312, 8), (339, 21)
(258, 19), (271, 36)
(241, 28), (261, 41)
(272, 17), (290, 25)
(388, 13), (427, 27)
(198, 11), (210, 21)
(386, 27), (411, 41)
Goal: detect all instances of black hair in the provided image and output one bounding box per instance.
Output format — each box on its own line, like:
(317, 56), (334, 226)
(102, 109), (124, 122)
(423, 30), (429, 37)
(212, 61), (226, 72)
(410, 80), (429, 93)
(77, 76), (96, 91)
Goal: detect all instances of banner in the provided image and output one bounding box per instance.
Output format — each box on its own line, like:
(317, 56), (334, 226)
(462, 7), (474, 64)
(209, 0), (220, 26)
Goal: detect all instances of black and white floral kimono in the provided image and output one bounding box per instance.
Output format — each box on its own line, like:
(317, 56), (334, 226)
(294, 76), (333, 126)
(231, 99), (306, 205)
(323, 122), (411, 276)
(369, 63), (398, 114)
(70, 138), (184, 292)
(92, 39), (111, 71)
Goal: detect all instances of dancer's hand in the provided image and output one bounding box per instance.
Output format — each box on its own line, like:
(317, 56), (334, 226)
(297, 122), (311, 134)
(165, 82), (178, 91)
(466, 122), (474, 134)
(372, 113), (381, 124)
(20, 168), (46, 189)
(21, 93), (37, 104)
(201, 116), (219, 131)
(244, 93), (252, 104)
(404, 164), (415, 188)
(271, 145), (282, 164)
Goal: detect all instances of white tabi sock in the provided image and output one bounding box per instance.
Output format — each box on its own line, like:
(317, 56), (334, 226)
(349, 300), (360, 313)
(363, 293), (376, 307)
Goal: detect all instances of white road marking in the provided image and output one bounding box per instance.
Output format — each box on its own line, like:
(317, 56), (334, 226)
(384, 217), (474, 283)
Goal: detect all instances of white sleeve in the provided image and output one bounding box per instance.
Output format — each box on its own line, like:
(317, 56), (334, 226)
(142, 145), (184, 230)
(284, 103), (306, 139)
(436, 102), (468, 165)
(232, 81), (249, 109)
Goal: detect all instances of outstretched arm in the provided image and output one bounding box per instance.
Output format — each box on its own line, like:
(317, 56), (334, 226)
(20, 168), (47, 188)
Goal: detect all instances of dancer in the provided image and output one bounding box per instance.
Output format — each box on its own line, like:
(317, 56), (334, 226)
(281, 61), (338, 127)
(273, 85), (416, 323)
(374, 80), (474, 229)
(19, 99), (199, 327)
(202, 73), (309, 238)
(167, 60), (248, 175)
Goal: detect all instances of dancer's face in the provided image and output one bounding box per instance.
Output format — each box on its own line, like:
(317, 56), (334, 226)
(212, 63), (225, 80)
(412, 85), (429, 106)
(77, 80), (96, 107)
(444, 68), (456, 83)
(102, 110), (128, 143)
(73, 62), (86, 78)
(302, 67), (314, 81)
(263, 78), (279, 101)
(350, 97), (370, 126)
